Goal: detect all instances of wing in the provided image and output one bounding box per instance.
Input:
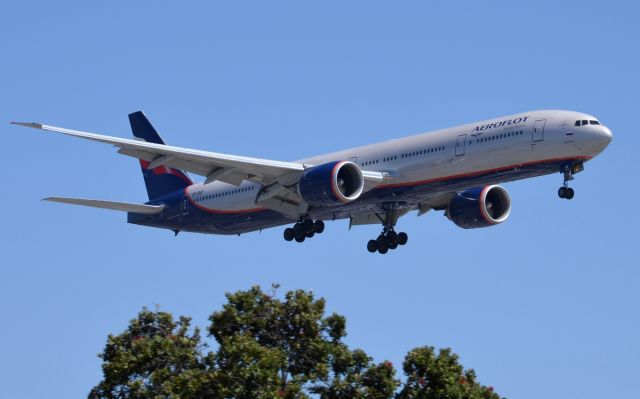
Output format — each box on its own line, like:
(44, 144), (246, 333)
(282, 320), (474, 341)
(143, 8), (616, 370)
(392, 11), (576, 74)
(12, 122), (306, 186)
(12, 121), (385, 188)
(44, 197), (165, 214)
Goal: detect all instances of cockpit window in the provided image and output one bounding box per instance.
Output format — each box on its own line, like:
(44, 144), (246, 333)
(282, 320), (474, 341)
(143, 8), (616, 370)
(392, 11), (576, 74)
(575, 119), (601, 126)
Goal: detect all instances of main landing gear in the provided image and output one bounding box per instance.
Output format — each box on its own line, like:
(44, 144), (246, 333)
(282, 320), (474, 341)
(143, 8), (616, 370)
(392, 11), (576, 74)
(366, 208), (409, 254)
(283, 218), (325, 243)
(367, 227), (408, 254)
(558, 165), (576, 200)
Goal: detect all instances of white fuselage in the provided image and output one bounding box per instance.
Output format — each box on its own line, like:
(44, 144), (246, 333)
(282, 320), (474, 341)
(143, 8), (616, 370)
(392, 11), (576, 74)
(184, 110), (611, 220)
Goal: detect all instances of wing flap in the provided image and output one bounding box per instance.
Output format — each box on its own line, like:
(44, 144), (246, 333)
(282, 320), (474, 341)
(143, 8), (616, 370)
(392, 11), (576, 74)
(44, 197), (165, 214)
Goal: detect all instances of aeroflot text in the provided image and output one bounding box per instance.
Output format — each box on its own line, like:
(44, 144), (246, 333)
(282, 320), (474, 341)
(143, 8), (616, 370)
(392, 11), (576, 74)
(472, 116), (529, 132)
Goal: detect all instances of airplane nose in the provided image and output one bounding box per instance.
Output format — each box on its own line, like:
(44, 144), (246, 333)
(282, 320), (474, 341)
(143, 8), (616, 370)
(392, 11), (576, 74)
(599, 126), (613, 146)
(583, 125), (612, 156)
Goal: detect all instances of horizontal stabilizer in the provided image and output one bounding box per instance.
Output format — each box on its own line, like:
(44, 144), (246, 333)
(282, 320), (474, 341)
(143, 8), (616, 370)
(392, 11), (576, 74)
(43, 197), (165, 214)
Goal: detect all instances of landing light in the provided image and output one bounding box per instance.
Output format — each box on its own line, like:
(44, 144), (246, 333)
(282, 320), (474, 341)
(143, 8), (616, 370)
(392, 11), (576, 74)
(572, 163), (584, 174)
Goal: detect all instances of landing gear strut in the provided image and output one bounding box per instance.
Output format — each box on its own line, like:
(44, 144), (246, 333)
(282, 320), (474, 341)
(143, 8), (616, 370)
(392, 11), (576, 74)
(558, 165), (575, 200)
(283, 218), (325, 243)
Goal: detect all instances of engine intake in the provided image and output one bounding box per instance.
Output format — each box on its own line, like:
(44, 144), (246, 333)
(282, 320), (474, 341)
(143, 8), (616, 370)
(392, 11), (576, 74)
(298, 161), (364, 207)
(447, 185), (511, 229)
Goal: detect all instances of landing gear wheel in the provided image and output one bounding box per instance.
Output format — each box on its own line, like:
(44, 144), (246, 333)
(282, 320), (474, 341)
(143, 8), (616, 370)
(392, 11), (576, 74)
(558, 187), (567, 198)
(285, 218), (325, 244)
(366, 209), (410, 253)
(302, 219), (314, 234)
(565, 187), (575, 200)
(283, 228), (295, 241)
(292, 223), (303, 236)
(387, 230), (397, 243)
(377, 236), (389, 253)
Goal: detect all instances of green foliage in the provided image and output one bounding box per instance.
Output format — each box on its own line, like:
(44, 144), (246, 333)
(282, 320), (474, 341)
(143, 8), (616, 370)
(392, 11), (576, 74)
(89, 286), (502, 399)
(397, 347), (501, 399)
(88, 308), (207, 399)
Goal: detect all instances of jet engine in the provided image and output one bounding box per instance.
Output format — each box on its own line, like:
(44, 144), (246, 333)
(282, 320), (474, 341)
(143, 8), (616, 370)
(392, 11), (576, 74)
(298, 161), (364, 207)
(447, 185), (511, 229)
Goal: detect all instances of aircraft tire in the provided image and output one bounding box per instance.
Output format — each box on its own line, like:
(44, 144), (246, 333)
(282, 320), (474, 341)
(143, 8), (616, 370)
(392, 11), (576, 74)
(565, 188), (575, 200)
(302, 219), (314, 234)
(558, 187), (566, 198)
(293, 223), (302, 235)
(313, 220), (325, 234)
(283, 228), (295, 241)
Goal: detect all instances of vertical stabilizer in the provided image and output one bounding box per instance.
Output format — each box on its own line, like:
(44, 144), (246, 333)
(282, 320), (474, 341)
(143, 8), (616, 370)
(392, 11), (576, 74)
(128, 111), (193, 200)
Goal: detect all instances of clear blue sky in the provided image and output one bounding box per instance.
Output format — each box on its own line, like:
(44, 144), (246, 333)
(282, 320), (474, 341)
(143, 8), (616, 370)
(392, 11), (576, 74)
(1, 1), (638, 398)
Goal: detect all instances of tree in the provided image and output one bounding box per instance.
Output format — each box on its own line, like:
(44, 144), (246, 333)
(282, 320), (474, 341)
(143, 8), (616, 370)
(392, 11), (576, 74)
(90, 286), (502, 399)
(88, 308), (208, 399)
(397, 347), (500, 399)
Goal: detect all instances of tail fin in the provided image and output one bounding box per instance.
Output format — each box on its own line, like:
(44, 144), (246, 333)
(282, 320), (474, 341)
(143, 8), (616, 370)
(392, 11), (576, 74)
(128, 111), (193, 201)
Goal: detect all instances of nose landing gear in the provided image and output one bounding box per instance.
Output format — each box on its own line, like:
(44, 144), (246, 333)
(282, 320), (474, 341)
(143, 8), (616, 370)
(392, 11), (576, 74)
(558, 165), (576, 200)
(283, 218), (325, 243)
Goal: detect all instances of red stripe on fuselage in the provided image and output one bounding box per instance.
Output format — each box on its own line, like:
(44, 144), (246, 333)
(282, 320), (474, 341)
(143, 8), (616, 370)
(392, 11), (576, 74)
(376, 156), (591, 189)
(176, 156), (589, 215)
(184, 187), (267, 215)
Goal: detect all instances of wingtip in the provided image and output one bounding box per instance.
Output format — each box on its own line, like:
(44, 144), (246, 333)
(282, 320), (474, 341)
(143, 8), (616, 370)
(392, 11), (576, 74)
(11, 121), (43, 129)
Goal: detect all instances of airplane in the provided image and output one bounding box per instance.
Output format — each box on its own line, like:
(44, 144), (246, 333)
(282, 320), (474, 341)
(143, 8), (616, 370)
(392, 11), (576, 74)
(12, 110), (612, 254)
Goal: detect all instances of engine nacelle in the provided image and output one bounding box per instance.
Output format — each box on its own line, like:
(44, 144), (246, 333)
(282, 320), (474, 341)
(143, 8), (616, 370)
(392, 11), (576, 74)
(298, 161), (364, 207)
(447, 185), (511, 229)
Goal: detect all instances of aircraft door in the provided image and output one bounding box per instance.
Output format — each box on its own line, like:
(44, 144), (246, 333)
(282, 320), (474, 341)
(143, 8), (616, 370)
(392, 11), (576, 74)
(533, 119), (546, 142)
(455, 134), (467, 156)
